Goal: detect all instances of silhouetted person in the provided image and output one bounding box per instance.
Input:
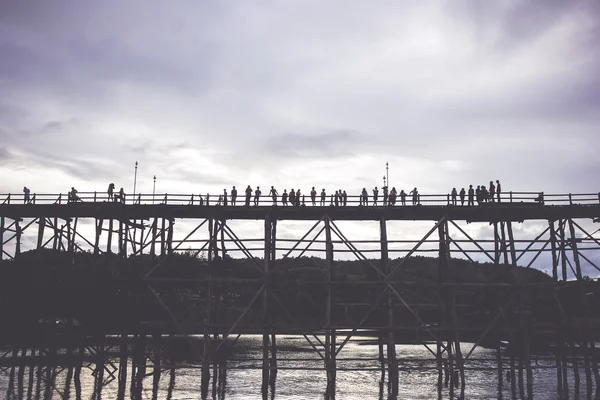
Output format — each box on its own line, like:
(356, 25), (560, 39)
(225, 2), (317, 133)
(475, 185), (481, 205)
(489, 181), (495, 202)
(389, 187), (397, 205)
(217, 194), (223, 206)
(310, 187), (317, 206)
(342, 190), (347, 206)
(330, 194), (334, 206)
(451, 188), (457, 205)
(245, 185), (252, 207)
(373, 187), (379, 206)
(481, 185), (488, 203)
(107, 183), (115, 202)
(289, 189), (296, 206)
(400, 189), (406, 206)
(468, 185), (474, 206)
(282, 189), (288, 206)
(459, 188), (465, 206)
(409, 187), (419, 205)
(361, 188), (368, 206)
(320, 189), (326, 206)
(231, 186), (237, 206)
(302, 195), (306, 206)
(206, 193), (210, 206)
(223, 189), (228, 206)
(69, 187), (80, 203)
(254, 186), (262, 206)
(116, 188), (125, 203)
(496, 180), (501, 202)
(382, 186), (389, 205)
(334, 191), (339, 207)
(296, 189), (302, 206)
(269, 186), (278, 206)
(23, 186), (30, 204)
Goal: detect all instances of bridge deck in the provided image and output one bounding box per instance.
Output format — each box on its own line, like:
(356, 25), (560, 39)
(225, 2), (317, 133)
(1, 202), (599, 221)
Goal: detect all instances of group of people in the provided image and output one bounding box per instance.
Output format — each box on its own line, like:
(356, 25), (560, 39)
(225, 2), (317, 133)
(449, 180), (502, 206)
(19, 180), (503, 207)
(210, 185), (422, 207)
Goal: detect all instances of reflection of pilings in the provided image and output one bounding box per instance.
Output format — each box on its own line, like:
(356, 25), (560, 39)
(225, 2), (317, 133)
(325, 217), (336, 396)
(262, 215), (271, 395)
(381, 217), (397, 396)
(134, 335), (147, 400)
(152, 334), (161, 400)
(117, 334), (128, 400)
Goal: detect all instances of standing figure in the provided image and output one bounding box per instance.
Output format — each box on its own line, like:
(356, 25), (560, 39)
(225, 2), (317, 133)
(389, 187), (397, 205)
(481, 185), (488, 203)
(245, 185), (252, 207)
(400, 190), (406, 206)
(69, 187), (80, 203)
(282, 189), (288, 206)
(489, 181), (495, 202)
(310, 187), (317, 206)
(373, 187), (379, 206)
(269, 186), (278, 206)
(496, 180), (501, 202)
(107, 183), (115, 202)
(451, 188), (457, 206)
(23, 186), (31, 204)
(296, 189), (302, 206)
(117, 188), (126, 204)
(468, 185), (474, 206)
(361, 188), (368, 206)
(334, 191), (339, 207)
(231, 186), (238, 206)
(320, 189), (326, 206)
(459, 188), (466, 206)
(342, 190), (347, 206)
(223, 189), (228, 206)
(289, 189), (296, 206)
(254, 186), (262, 206)
(409, 187), (419, 205)
(475, 185), (481, 205)
(382, 186), (389, 206)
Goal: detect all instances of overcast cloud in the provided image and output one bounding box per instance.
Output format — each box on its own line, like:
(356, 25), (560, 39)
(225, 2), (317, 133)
(1, 1), (599, 273)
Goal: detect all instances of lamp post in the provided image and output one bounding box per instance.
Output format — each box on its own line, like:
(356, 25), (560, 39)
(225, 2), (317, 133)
(153, 175), (156, 204)
(386, 162), (389, 188)
(133, 161), (138, 199)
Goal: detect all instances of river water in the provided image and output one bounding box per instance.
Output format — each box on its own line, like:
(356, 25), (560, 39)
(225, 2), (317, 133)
(0, 335), (596, 399)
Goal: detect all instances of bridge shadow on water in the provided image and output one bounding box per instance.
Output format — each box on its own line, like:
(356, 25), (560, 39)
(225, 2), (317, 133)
(0, 336), (597, 400)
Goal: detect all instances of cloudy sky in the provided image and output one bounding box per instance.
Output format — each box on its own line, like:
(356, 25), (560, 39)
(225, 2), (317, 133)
(1, 1), (599, 275)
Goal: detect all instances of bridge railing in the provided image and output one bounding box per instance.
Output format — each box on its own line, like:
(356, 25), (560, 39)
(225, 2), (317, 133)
(2, 191), (599, 207)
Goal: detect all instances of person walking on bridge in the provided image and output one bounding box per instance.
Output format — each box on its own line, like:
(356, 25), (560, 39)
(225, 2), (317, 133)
(310, 187), (317, 206)
(254, 186), (262, 206)
(409, 187), (419, 205)
(320, 189), (326, 206)
(23, 186), (31, 204)
(459, 188), (466, 206)
(223, 189), (228, 206)
(342, 190), (348, 206)
(296, 189), (302, 206)
(496, 180), (501, 202)
(468, 185), (474, 206)
(107, 183), (115, 202)
(269, 186), (278, 206)
(245, 185), (252, 206)
(451, 188), (457, 206)
(382, 186), (389, 206)
(489, 181), (496, 202)
(361, 188), (368, 206)
(231, 186), (237, 206)
(373, 187), (379, 206)
(289, 189), (296, 206)
(282, 189), (288, 206)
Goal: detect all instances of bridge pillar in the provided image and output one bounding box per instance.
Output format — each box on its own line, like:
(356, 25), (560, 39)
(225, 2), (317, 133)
(324, 217), (337, 396)
(0, 216), (4, 259)
(380, 217), (397, 395)
(37, 217), (45, 250)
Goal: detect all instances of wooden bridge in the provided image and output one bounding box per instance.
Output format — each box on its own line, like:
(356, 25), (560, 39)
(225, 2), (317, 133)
(0, 190), (599, 397)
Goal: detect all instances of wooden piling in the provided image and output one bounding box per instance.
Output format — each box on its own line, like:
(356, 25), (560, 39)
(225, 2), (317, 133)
(381, 217), (397, 396)
(94, 218), (103, 255)
(37, 217), (45, 249)
(15, 219), (21, 257)
(0, 217), (4, 259)
(107, 219), (114, 253)
(262, 214), (271, 394)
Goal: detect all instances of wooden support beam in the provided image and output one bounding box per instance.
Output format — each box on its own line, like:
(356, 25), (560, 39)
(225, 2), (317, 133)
(37, 217), (45, 250)
(381, 217), (397, 396)
(107, 219), (113, 253)
(94, 219), (103, 255)
(15, 219), (21, 257)
(558, 219), (568, 281)
(0, 217), (3, 260)
(567, 219), (583, 280)
(150, 218), (157, 257)
(549, 220), (558, 281)
(262, 214), (271, 394)
(325, 217), (337, 395)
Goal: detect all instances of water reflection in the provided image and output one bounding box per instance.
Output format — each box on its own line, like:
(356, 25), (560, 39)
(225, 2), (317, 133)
(0, 337), (597, 399)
